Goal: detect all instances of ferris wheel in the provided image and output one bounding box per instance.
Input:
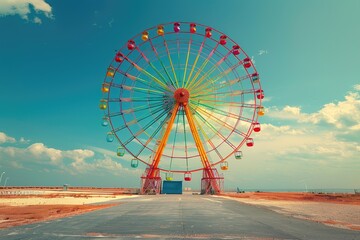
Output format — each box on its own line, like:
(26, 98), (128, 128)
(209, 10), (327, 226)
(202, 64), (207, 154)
(99, 22), (265, 194)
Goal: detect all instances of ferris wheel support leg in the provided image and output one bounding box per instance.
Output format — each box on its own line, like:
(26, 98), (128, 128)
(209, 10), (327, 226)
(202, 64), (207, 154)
(184, 105), (223, 194)
(140, 167), (162, 195)
(140, 103), (180, 195)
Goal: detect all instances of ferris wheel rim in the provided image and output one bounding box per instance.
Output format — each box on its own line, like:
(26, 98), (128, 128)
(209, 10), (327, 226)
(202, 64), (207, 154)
(101, 21), (263, 173)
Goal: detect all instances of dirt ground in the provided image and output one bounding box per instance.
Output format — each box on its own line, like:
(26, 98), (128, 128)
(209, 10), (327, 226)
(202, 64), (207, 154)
(220, 192), (360, 231)
(0, 204), (116, 229)
(222, 192), (360, 205)
(0, 187), (136, 229)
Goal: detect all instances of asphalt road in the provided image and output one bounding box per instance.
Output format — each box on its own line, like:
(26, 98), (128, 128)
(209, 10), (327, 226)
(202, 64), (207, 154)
(0, 194), (359, 239)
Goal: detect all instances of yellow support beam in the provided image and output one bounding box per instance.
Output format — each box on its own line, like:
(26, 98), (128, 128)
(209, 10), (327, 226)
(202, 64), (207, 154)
(184, 104), (221, 193)
(148, 102), (180, 177)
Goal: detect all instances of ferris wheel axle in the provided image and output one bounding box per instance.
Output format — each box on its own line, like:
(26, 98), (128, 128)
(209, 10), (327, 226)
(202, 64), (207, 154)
(173, 88), (190, 104)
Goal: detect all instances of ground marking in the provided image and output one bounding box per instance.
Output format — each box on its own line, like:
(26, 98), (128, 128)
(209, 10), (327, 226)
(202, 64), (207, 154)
(201, 198), (222, 203)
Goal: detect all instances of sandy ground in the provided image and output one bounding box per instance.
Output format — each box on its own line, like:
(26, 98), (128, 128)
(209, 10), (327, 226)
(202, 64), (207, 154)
(219, 192), (360, 231)
(0, 188), (137, 229)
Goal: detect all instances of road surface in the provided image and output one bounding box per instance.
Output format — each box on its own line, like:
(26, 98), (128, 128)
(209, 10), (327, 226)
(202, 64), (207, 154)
(0, 194), (359, 239)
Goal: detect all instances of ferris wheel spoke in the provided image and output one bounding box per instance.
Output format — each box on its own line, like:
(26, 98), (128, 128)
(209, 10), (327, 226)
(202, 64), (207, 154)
(192, 113), (225, 161)
(194, 104), (249, 140)
(192, 105), (237, 150)
(134, 46), (172, 88)
(112, 105), (167, 133)
(112, 69), (168, 93)
(185, 41), (220, 90)
(194, 105), (237, 135)
(120, 54), (170, 91)
(181, 36), (192, 88)
(191, 75), (250, 96)
(109, 101), (169, 118)
(190, 100), (240, 120)
(190, 99), (256, 124)
(181, 108), (189, 170)
(108, 95), (165, 103)
(121, 84), (164, 95)
(127, 75), (165, 93)
(189, 57), (238, 92)
(168, 109), (182, 170)
(185, 37), (206, 89)
(134, 112), (172, 157)
(128, 101), (169, 114)
(199, 60), (248, 93)
(149, 61), (174, 87)
(187, 51), (231, 91)
(122, 106), (171, 146)
(110, 70), (168, 92)
(192, 90), (245, 98)
(147, 38), (177, 88)
(133, 63), (170, 91)
(163, 37), (180, 89)
(190, 98), (249, 108)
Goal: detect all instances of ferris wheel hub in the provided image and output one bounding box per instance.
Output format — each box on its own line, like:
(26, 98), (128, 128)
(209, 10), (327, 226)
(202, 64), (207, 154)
(174, 88), (189, 104)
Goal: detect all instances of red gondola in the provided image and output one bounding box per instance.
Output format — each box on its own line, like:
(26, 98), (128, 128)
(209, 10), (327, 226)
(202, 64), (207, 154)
(190, 23), (196, 33)
(253, 122), (261, 132)
(127, 40), (135, 50)
(256, 89), (264, 99)
(243, 58), (252, 68)
(246, 138), (254, 147)
(220, 35), (227, 45)
(232, 45), (240, 55)
(115, 53), (123, 62)
(184, 172), (192, 181)
(174, 22), (180, 32)
(205, 27), (212, 37)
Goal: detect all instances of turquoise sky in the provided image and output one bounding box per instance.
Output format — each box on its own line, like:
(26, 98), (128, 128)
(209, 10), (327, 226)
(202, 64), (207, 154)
(0, 0), (359, 190)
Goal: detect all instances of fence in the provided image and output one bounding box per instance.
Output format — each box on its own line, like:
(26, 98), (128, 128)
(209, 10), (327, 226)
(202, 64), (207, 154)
(0, 191), (45, 196)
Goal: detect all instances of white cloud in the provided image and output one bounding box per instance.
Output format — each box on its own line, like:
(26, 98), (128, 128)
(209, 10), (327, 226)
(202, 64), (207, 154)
(266, 105), (307, 120)
(19, 137), (30, 144)
(0, 140), (130, 175)
(259, 123), (306, 137)
(70, 154), (123, 173)
(0, 132), (16, 144)
(64, 149), (94, 163)
(258, 49), (268, 56)
(306, 92), (360, 129)
(268, 89), (360, 131)
(350, 124), (360, 131)
(243, 88), (360, 170)
(270, 132), (356, 161)
(354, 84), (360, 91)
(0, 0), (53, 22)
(28, 143), (62, 163)
(283, 105), (301, 116)
(33, 16), (41, 24)
(89, 146), (119, 158)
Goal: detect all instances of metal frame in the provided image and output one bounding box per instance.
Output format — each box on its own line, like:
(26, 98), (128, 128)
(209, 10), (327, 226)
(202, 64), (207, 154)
(100, 22), (264, 194)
